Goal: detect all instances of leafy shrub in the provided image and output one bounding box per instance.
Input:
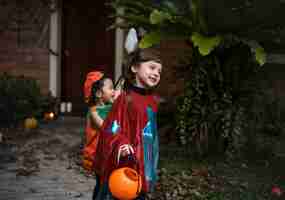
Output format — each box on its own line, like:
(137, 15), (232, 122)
(0, 73), (46, 127)
(175, 43), (262, 156)
(107, 0), (282, 159)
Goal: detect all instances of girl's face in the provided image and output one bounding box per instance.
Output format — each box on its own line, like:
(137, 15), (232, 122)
(131, 61), (162, 89)
(98, 78), (115, 103)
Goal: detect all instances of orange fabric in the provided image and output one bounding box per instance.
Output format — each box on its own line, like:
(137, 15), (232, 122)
(82, 136), (99, 171)
(82, 110), (100, 171)
(83, 71), (104, 100)
(82, 70), (104, 171)
(85, 119), (97, 144)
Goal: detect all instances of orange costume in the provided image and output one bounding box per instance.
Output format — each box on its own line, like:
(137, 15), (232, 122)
(82, 71), (111, 171)
(83, 105), (112, 171)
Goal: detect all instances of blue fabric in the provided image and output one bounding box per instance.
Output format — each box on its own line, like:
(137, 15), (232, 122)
(142, 106), (159, 192)
(93, 182), (114, 200)
(106, 120), (120, 135)
(92, 175), (100, 199)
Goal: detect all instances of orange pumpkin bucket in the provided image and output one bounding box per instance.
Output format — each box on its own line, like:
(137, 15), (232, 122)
(108, 167), (142, 200)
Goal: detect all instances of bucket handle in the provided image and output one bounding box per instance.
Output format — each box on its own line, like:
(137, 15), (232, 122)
(117, 144), (141, 195)
(117, 144), (135, 165)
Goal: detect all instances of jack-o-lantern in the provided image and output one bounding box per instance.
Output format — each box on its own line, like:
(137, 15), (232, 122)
(44, 111), (55, 121)
(24, 117), (38, 129)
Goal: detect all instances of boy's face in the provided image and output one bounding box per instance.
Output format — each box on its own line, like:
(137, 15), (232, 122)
(98, 78), (115, 103)
(132, 61), (162, 88)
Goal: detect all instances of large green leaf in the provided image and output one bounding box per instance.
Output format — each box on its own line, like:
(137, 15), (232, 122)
(253, 46), (266, 66)
(150, 9), (172, 25)
(139, 31), (161, 48)
(191, 32), (221, 56)
(245, 40), (266, 66)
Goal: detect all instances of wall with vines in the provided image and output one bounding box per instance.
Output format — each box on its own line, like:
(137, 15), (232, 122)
(109, 0), (285, 157)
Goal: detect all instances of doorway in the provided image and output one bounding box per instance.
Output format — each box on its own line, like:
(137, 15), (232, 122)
(61, 0), (115, 115)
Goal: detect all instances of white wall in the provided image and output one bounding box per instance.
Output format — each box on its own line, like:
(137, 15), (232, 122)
(49, 2), (62, 97)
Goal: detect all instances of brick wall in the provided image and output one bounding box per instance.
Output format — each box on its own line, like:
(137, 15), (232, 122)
(259, 62), (285, 113)
(0, 0), (50, 94)
(158, 40), (285, 118)
(158, 40), (192, 103)
(0, 31), (49, 94)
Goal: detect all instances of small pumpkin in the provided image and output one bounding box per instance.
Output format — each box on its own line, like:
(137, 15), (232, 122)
(44, 112), (55, 121)
(24, 117), (38, 129)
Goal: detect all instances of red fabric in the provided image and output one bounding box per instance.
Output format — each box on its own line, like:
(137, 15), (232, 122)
(83, 71), (104, 99)
(93, 90), (158, 193)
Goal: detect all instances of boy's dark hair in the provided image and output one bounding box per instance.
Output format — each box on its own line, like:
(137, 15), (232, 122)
(122, 47), (161, 89)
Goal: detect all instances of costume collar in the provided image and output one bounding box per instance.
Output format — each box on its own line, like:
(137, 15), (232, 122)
(129, 84), (153, 95)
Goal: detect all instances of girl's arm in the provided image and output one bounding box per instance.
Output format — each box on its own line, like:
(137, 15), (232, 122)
(90, 107), (104, 128)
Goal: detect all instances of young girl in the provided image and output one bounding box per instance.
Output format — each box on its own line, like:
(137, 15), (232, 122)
(82, 70), (116, 172)
(93, 46), (162, 199)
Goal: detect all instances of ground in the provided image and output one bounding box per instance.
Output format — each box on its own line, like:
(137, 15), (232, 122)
(0, 117), (96, 200)
(154, 141), (285, 200)
(0, 116), (284, 200)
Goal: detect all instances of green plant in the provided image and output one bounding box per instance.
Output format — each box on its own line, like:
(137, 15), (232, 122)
(203, 192), (226, 200)
(0, 73), (46, 127)
(175, 42), (262, 156)
(108, 0), (267, 156)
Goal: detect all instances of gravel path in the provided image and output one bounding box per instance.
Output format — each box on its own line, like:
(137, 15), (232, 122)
(0, 117), (96, 200)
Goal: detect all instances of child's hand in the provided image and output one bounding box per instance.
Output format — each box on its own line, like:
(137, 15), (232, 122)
(119, 144), (134, 156)
(117, 144), (134, 164)
(113, 89), (121, 100)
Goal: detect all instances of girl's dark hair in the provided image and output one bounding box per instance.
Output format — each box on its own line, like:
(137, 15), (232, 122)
(88, 76), (107, 105)
(122, 47), (162, 89)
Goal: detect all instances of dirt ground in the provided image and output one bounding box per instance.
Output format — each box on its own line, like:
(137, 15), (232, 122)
(1, 116), (285, 200)
(0, 116), (96, 200)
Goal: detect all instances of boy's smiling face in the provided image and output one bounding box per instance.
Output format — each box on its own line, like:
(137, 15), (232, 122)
(132, 61), (162, 89)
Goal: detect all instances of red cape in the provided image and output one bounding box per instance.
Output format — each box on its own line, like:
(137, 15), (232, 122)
(93, 89), (159, 192)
